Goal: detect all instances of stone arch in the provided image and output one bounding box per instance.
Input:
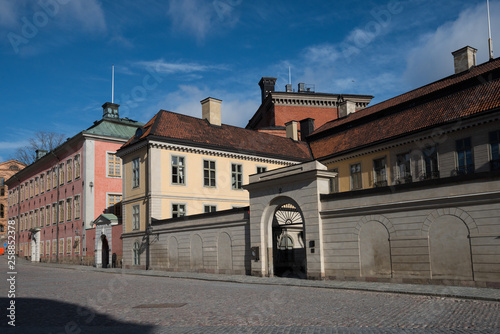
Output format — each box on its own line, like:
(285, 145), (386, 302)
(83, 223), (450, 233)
(261, 196), (306, 278)
(217, 232), (233, 271)
(190, 234), (204, 270)
(168, 236), (179, 269)
(422, 208), (478, 236)
(355, 215), (395, 238)
(357, 219), (392, 278)
(95, 231), (111, 268)
(428, 214), (473, 280)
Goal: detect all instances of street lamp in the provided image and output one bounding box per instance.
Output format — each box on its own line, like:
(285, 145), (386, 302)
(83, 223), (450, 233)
(145, 224), (153, 270)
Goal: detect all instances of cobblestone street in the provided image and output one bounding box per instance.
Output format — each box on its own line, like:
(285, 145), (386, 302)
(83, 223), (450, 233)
(1, 257), (499, 333)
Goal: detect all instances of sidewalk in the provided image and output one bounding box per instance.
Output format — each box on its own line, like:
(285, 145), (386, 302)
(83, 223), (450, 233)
(17, 257), (500, 302)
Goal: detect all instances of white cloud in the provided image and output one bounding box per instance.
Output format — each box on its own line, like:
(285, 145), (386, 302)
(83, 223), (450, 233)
(166, 0), (240, 41)
(135, 59), (228, 74)
(403, 2), (500, 87)
(152, 84), (258, 128)
(0, 0), (18, 29)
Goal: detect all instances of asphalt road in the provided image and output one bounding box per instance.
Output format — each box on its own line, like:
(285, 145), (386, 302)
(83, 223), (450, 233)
(1, 256), (499, 333)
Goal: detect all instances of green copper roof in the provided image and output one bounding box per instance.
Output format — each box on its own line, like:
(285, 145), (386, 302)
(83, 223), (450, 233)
(83, 118), (144, 139)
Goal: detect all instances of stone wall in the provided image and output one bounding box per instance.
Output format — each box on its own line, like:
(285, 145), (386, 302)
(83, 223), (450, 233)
(320, 173), (500, 287)
(122, 207), (250, 275)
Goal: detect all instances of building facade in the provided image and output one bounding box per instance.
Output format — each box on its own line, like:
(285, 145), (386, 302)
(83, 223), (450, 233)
(246, 77), (373, 138)
(118, 97), (312, 269)
(0, 160), (26, 255)
(6, 103), (143, 266)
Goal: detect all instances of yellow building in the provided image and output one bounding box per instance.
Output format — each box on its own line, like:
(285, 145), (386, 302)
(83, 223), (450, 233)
(116, 97), (312, 234)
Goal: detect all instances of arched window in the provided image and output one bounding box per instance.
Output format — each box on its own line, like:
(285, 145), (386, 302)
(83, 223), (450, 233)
(133, 241), (141, 265)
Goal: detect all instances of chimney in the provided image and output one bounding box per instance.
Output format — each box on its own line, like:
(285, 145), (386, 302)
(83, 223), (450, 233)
(452, 46), (477, 74)
(285, 120), (299, 141)
(299, 118), (315, 140)
(298, 82), (305, 92)
(338, 100), (356, 118)
(102, 102), (120, 119)
(258, 77), (277, 103)
(285, 84), (292, 92)
(35, 149), (48, 161)
(201, 97), (222, 126)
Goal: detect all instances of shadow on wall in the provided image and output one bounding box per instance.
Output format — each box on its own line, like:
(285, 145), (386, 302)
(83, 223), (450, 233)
(1, 298), (155, 333)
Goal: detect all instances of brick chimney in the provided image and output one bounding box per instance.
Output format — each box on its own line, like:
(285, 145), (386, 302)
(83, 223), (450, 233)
(201, 97), (222, 126)
(285, 120), (299, 141)
(452, 46), (477, 74)
(299, 118), (315, 140)
(258, 77), (277, 103)
(338, 100), (356, 118)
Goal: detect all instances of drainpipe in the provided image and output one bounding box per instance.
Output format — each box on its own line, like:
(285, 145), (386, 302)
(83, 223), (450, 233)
(50, 151), (60, 264)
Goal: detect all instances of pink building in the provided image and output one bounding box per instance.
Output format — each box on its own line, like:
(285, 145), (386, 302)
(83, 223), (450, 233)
(6, 103), (143, 267)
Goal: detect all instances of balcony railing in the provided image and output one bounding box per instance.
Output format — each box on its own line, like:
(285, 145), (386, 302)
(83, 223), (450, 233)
(455, 164), (475, 176)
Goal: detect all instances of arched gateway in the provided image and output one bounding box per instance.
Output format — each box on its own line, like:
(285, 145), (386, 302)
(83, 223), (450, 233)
(245, 161), (336, 279)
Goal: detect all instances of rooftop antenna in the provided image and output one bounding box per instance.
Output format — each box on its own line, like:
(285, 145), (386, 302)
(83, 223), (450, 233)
(111, 64), (115, 103)
(288, 66), (291, 85)
(488, 0), (494, 60)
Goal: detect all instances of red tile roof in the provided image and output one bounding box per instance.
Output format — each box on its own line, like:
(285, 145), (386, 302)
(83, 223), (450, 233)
(121, 110), (312, 162)
(309, 58), (500, 160)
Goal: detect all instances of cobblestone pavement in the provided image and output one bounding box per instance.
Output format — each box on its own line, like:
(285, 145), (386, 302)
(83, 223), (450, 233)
(1, 257), (500, 333)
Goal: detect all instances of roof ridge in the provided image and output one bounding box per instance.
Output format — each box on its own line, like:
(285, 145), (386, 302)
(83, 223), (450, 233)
(311, 57), (500, 136)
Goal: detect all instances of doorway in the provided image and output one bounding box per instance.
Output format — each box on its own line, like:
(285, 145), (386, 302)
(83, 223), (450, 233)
(101, 235), (109, 268)
(272, 203), (306, 278)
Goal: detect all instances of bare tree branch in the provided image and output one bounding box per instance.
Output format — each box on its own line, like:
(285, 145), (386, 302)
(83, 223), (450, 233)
(13, 131), (66, 165)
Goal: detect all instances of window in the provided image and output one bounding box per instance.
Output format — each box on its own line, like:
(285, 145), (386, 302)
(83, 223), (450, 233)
(132, 205), (140, 230)
(52, 204), (57, 224)
(0, 177), (3, 186)
(0, 204), (3, 218)
(373, 158), (387, 187)
(34, 209), (39, 227)
(278, 234), (294, 250)
(203, 160), (216, 187)
(29, 212), (33, 229)
(46, 241), (50, 257)
(0, 225), (3, 232)
(52, 239), (57, 255)
(132, 158), (140, 188)
(329, 168), (339, 193)
(396, 153), (412, 183)
(46, 205), (51, 226)
(350, 163), (362, 190)
(67, 159), (72, 182)
(40, 241), (44, 256)
(40, 174), (45, 194)
(171, 156), (185, 185)
(108, 194), (122, 216)
(257, 166), (267, 174)
(172, 203), (186, 218)
(40, 208), (44, 227)
(53, 167), (57, 188)
(133, 241), (140, 265)
(231, 164), (243, 189)
(34, 177), (39, 196)
(29, 180), (33, 198)
(20, 185), (24, 202)
(74, 155), (81, 179)
(59, 239), (64, 255)
(25, 182), (28, 200)
(74, 196), (81, 219)
(66, 198), (72, 221)
(59, 164), (65, 185)
(489, 131), (500, 171)
(456, 138), (474, 175)
(423, 145), (439, 179)
(46, 171), (51, 191)
(59, 201), (64, 223)
(204, 205), (216, 213)
(66, 237), (72, 255)
(74, 237), (80, 254)
(108, 153), (121, 177)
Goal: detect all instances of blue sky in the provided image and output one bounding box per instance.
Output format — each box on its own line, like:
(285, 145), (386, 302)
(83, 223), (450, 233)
(0, 0), (499, 162)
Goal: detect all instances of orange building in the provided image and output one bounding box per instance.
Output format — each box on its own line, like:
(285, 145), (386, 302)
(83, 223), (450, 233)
(245, 77), (373, 139)
(0, 160), (26, 254)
